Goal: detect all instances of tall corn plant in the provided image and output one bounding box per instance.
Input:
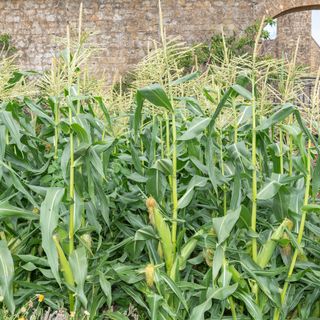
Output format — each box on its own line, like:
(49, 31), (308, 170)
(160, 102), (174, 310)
(0, 9), (115, 317)
(121, 17), (320, 319)
(0, 7), (320, 320)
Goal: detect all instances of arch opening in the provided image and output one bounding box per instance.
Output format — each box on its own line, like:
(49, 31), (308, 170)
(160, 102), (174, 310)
(312, 10), (320, 47)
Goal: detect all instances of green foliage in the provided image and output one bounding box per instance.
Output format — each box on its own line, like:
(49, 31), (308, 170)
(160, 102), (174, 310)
(180, 18), (275, 69)
(0, 17), (320, 320)
(0, 34), (16, 54)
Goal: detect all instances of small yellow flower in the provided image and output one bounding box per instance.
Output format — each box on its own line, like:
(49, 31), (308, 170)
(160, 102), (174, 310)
(37, 293), (45, 302)
(18, 317), (26, 320)
(70, 311), (76, 318)
(32, 207), (40, 214)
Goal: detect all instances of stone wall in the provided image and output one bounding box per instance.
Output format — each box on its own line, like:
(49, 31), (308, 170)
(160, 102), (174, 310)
(0, 0), (319, 83)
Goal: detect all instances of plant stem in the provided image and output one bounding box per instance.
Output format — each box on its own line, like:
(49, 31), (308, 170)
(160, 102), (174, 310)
(230, 297), (237, 320)
(153, 113), (157, 161)
(140, 134), (145, 175)
(171, 111), (178, 256)
(279, 127), (284, 174)
(232, 99), (238, 144)
(165, 113), (171, 160)
(159, 1), (178, 261)
(69, 106), (75, 255)
(66, 25), (75, 255)
(287, 113), (294, 177)
(250, 16), (265, 263)
(160, 119), (164, 159)
(284, 40), (299, 177)
(274, 139), (311, 320)
(288, 130), (293, 176)
(219, 129), (227, 215)
(251, 82), (257, 262)
(54, 101), (59, 160)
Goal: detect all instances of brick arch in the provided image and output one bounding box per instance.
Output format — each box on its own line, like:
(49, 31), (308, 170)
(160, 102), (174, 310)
(257, 0), (320, 73)
(274, 5), (320, 18)
(254, 0), (320, 20)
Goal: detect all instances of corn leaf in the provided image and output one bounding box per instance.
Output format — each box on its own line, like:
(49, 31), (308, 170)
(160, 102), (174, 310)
(231, 84), (252, 100)
(0, 111), (22, 149)
(137, 84), (173, 112)
(256, 104), (295, 131)
(189, 284), (238, 320)
(0, 202), (38, 220)
(233, 290), (263, 320)
(170, 71), (200, 86)
(178, 176), (207, 209)
(40, 187), (65, 285)
(69, 247), (88, 308)
(178, 117), (210, 141)
(212, 207), (241, 244)
(0, 240), (15, 314)
(158, 271), (188, 311)
(99, 272), (112, 308)
(257, 178), (282, 200)
(146, 293), (163, 320)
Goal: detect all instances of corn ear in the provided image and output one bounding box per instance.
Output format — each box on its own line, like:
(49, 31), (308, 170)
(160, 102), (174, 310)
(154, 207), (173, 271)
(257, 218), (293, 268)
(146, 197), (173, 272)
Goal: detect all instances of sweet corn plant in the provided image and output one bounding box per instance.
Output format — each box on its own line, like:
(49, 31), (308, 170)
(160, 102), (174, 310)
(0, 15), (320, 320)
